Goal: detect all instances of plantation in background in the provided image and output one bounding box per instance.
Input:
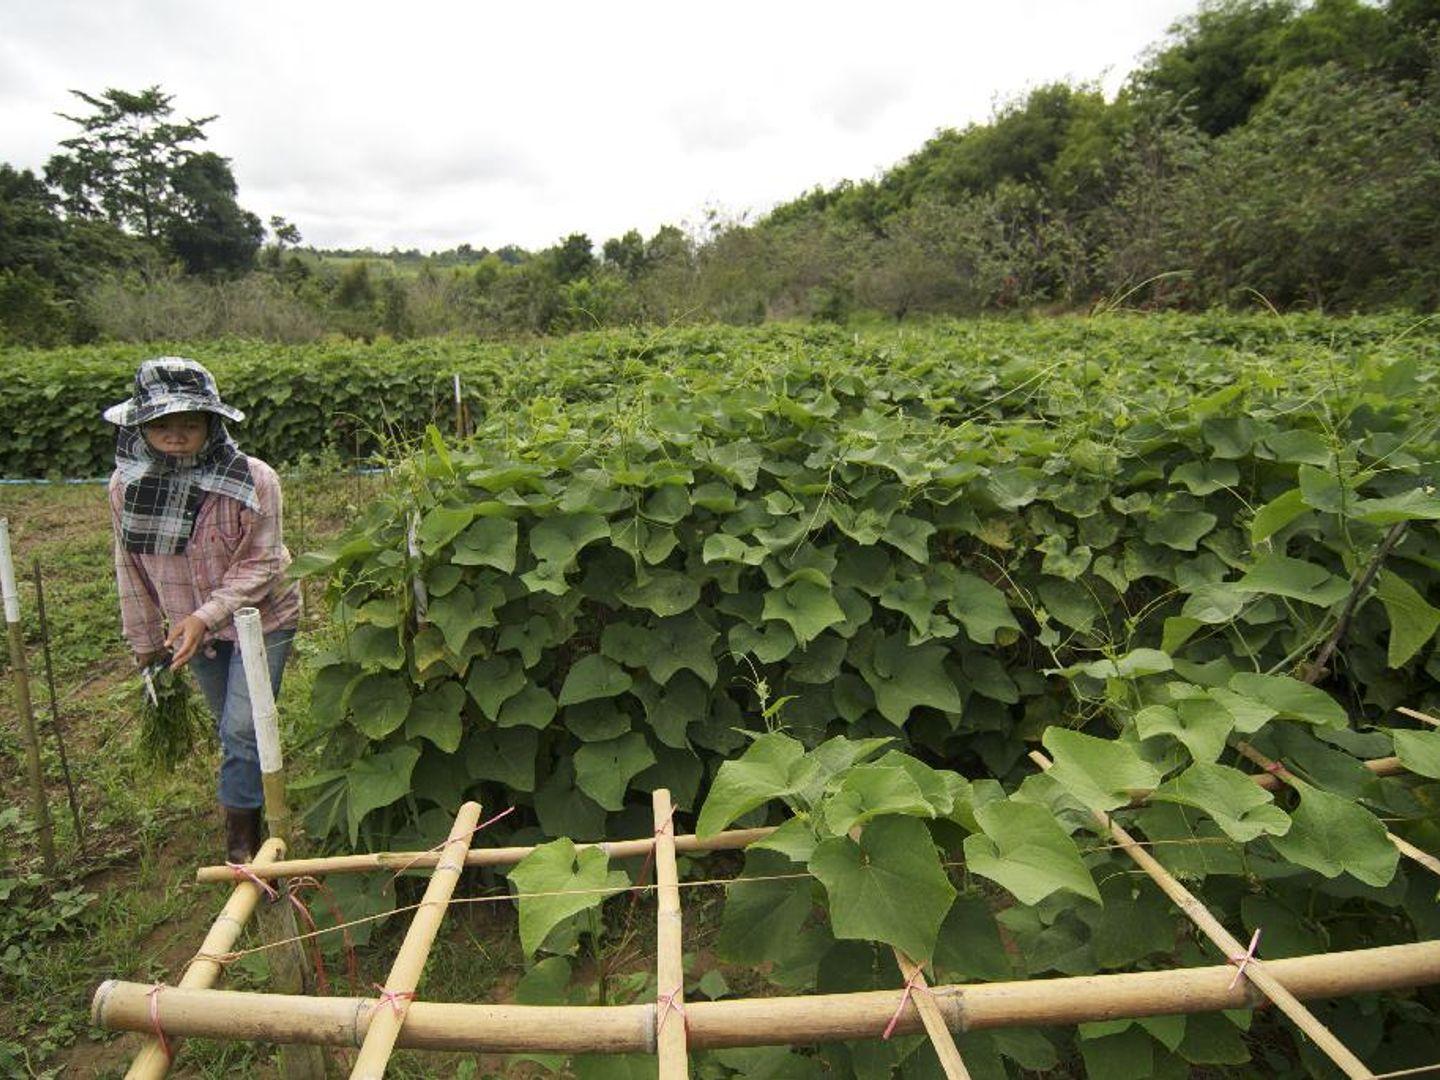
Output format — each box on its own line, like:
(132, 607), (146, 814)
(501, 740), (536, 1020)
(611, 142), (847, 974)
(280, 315), (1440, 1076)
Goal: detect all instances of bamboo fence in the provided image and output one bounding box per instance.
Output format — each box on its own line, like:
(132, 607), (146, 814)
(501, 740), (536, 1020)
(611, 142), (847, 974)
(97, 747), (1440, 1078)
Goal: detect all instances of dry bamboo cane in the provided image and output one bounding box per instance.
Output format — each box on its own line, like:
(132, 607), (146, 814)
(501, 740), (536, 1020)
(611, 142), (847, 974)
(892, 950), (971, 1080)
(125, 838), (287, 1080)
(1398, 707), (1440, 728)
(652, 789), (688, 1079)
(194, 826), (776, 884)
(234, 608), (327, 1080)
(1251, 754), (1404, 792)
(1029, 750), (1375, 1080)
(1233, 741), (1440, 880)
(0, 517), (56, 873)
(350, 800), (482, 1079)
(91, 940), (1440, 1053)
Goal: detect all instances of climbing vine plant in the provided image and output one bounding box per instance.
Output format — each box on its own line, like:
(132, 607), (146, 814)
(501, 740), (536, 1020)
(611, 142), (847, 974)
(298, 317), (1440, 1076)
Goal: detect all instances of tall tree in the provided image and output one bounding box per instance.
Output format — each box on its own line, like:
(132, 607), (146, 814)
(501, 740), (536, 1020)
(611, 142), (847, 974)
(166, 151), (264, 274)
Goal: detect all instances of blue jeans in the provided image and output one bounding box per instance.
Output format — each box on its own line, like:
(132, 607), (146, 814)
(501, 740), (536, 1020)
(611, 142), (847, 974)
(189, 628), (296, 810)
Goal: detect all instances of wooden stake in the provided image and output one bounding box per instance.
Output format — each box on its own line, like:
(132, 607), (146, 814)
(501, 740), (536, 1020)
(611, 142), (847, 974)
(124, 838), (287, 1080)
(32, 559), (84, 854)
(652, 789), (688, 1078)
(91, 940), (1440, 1053)
(1234, 741), (1440, 881)
(195, 826), (776, 884)
(349, 801), (482, 1079)
(234, 607), (327, 1080)
(892, 950), (971, 1080)
(1030, 750), (1375, 1080)
(0, 517), (55, 873)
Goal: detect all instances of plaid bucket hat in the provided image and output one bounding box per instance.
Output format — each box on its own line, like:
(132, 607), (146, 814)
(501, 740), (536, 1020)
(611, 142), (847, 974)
(102, 357), (245, 426)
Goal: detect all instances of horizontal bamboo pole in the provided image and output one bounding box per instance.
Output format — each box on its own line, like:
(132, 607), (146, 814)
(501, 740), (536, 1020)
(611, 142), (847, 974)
(125, 838), (287, 1080)
(1032, 750), (1373, 1079)
(92, 940), (1440, 1053)
(350, 800), (481, 1079)
(1250, 754), (1404, 792)
(196, 826), (775, 884)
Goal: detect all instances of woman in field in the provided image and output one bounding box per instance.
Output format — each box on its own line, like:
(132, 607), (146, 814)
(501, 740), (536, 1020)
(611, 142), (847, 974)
(105, 358), (299, 862)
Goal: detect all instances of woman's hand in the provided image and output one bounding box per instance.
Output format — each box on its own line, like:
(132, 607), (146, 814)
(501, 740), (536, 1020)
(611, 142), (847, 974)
(165, 615), (209, 669)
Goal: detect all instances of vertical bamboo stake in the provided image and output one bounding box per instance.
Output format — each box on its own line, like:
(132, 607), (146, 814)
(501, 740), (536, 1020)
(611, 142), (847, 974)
(234, 607), (327, 1080)
(652, 789), (688, 1079)
(1233, 741), (1440, 880)
(1029, 751), (1375, 1080)
(892, 950), (971, 1080)
(453, 374), (464, 438)
(124, 838), (287, 1079)
(33, 560), (84, 854)
(0, 518), (55, 873)
(351, 800), (482, 1080)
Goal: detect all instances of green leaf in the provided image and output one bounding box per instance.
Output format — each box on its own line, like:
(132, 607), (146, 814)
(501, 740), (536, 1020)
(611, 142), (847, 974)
(821, 764), (937, 835)
(1250, 488), (1310, 544)
(346, 624), (405, 670)
(1268, 779), (1399, 886)
(573, 732), (656, 810)
(1144, 510), (1217, 551)
(528, 512), (609, 568)
(1170, 459), (1239, 496)
(1227, 673), (1347, 728)
(1392, 728), (1440, 779)
(932, 893), (1013, 982)
(346, 745), (422, 844)
(617, 569), (701, 616)
(1350, 488), (1440, 525)
(946, 573), (1020, 644)
(465, 656), (526, 720)
(702, 533), (765, 565)
(882, 514), (935, 563)
(762, 581), (846, 645)
(404, 681), (465, 752)
(1375, 570), (1440, 668)
(496, 683), (558, 729)
(559, 654), (633, 706)
(429, 582), (504, 653)
(1041, 729), (1165, 812)
(509, 839), (629, 956)
(416, 505), (475, 554)
(311, 663), (361, 725)
(1066, 648), (1174, 680)
(853, 633), (963, 727)
(465, 725), (538, 791)
(962, 799), (1100, 905)
(1149, 764), (1291, 842)
(348, 673), (412, 739)
(452, 517), (519, 572)
(808, 816), (956, 964)
(1134, 700), (1233, 764)
(696, 732), (806, 836)
(1234, 554), (1349, 607)
(717, 849), (814, 964)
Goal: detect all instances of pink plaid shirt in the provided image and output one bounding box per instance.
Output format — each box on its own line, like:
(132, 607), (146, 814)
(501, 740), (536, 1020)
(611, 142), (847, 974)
(110, 456), (301, 656)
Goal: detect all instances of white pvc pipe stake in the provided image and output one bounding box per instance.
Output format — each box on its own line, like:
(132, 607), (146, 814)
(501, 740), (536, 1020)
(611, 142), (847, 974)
(235, 607), (284, 775)
(0, 518), (20, 624)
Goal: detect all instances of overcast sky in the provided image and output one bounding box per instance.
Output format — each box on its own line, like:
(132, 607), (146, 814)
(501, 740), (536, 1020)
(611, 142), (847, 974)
(1, 0), (1198, 253)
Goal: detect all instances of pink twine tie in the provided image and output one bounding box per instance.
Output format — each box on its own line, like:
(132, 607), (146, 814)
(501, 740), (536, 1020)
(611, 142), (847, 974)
(629, 804), (681, 919)
(883, 967), (927, 1040)
(285, 877), (330, 995)
(147, 983), (172, 1061)
(386, 806), (516, 889)
(1265, 760), (1286, 775)
(373, 984), (417, 1016)
(227, 861), (278, 901)
(656, 985), (686, 1035)
(1228, 927), (1262, 990)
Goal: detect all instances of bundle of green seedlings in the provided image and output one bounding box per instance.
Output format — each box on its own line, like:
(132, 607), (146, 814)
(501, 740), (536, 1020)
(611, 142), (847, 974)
(136, 655), (211, 770)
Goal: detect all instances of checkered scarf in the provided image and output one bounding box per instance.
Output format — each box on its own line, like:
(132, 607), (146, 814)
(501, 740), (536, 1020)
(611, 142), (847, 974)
(114, 419), (259, 554)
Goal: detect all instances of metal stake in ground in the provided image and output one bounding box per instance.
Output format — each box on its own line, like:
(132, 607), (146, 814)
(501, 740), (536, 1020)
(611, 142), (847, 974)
(0, 518), (55, 873)
(32, 560), (84, 855)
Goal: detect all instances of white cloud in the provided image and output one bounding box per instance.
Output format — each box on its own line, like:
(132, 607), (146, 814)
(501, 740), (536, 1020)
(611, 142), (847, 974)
(0, 0), (1197, 251)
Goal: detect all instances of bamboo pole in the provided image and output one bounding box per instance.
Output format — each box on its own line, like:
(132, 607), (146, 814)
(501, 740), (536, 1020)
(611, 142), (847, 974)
(32, 559), (84, 854)
(234, 607), (327, 1080)
(1398, 707), (1439, 728)
(1250, 754), (1404, 792)
(0, 517), (55, 873)
(349, 800), (481, 1079)
(652, 789), (688, 1079)
(892, 950), (971, 1080)
(124, 838), (287, 1079)
(1030, 750), (1374, 1079)
(195, 826), (776, 884)
(1234, 741), (1440, 880)
(91, 940), (1440, 1053)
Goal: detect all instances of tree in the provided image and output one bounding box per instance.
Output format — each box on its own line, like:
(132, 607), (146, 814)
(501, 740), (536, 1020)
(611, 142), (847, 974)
(550, 233), (595, 283)
(269, 215), (302, 251)
(166, 151), (263, 275)
(602, 229), (647, 279)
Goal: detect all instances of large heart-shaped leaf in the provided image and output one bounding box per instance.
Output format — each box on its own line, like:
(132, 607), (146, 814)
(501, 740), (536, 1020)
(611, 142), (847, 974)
(346, 744), (422, 843)
(963, 799), (1100, 905)
(509, 839), (629, 956)
(1267, 779), (1399, 886)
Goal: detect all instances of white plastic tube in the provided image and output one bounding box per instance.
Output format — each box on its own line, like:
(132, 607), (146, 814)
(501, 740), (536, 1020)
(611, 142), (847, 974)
(0, 518), (20, 624)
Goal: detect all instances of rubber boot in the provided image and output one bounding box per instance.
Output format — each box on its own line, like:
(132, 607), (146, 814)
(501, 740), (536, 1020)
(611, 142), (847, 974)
(224, 806), (264, 864)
